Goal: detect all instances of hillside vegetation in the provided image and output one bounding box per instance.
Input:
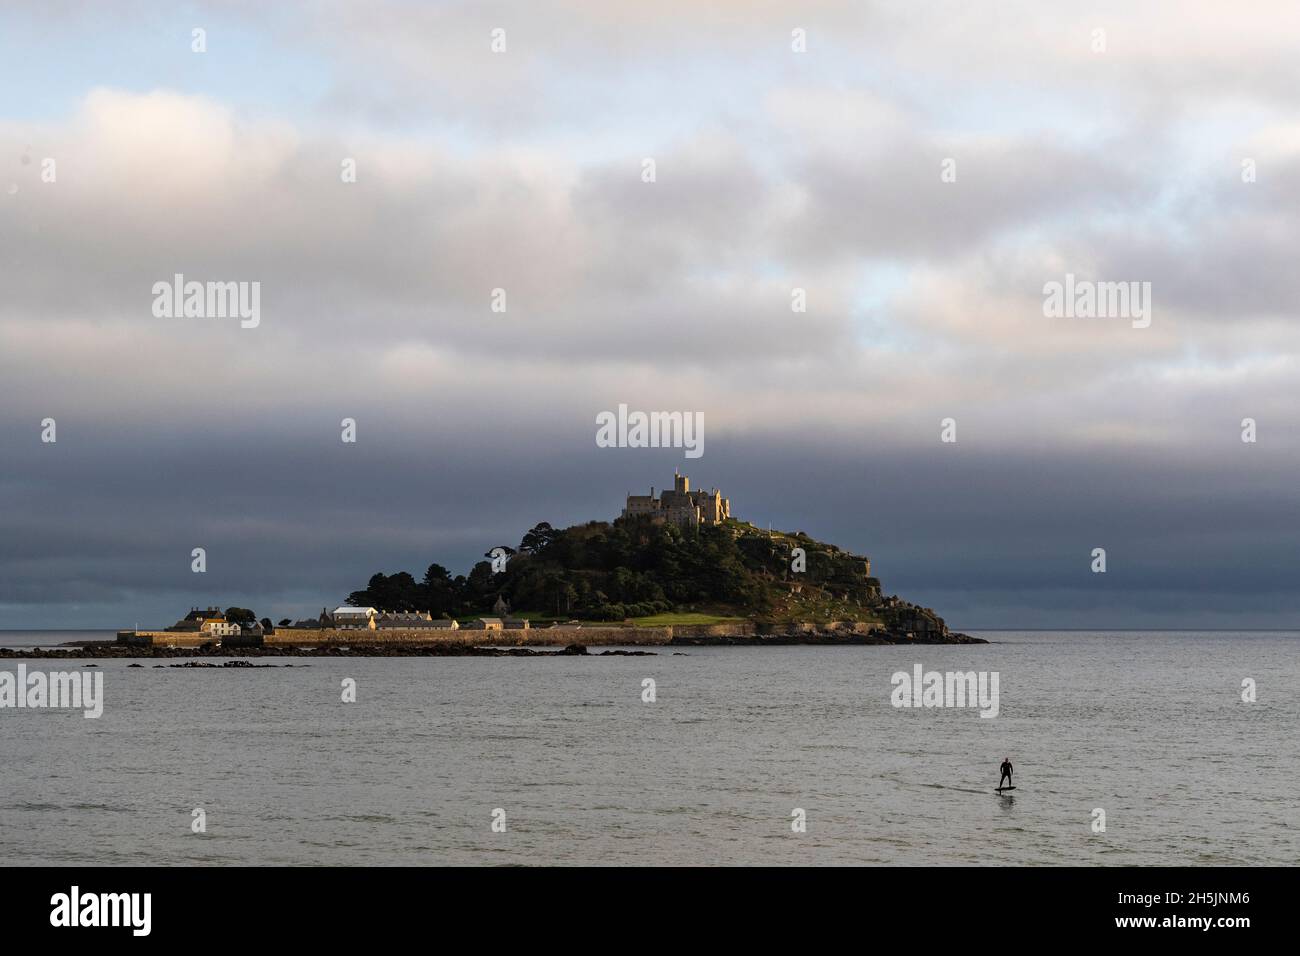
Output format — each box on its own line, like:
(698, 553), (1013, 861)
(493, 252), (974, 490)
(345, 517), (946, 633)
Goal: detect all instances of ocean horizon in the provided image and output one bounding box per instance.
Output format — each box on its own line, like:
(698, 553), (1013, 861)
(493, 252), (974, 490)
(3, 629), (1295, 866)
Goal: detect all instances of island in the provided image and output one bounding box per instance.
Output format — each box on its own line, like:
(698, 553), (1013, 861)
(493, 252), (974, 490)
(86, 472), (985, 656)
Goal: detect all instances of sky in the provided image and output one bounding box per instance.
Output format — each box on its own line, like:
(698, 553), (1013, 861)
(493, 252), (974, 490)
(1, 1), (1298, 629)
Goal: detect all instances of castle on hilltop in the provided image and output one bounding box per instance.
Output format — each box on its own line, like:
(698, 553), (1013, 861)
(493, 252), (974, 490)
(622, 470), (732, 528)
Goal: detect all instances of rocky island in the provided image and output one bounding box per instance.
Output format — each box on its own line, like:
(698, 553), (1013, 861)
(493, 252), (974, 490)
(96, 471), (984, 655)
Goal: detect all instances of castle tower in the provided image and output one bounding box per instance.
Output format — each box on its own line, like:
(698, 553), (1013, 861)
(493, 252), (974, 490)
(623, 470), (732, 526)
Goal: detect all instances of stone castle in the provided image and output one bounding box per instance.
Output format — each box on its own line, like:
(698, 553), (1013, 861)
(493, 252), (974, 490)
(622, 470), (732, 528)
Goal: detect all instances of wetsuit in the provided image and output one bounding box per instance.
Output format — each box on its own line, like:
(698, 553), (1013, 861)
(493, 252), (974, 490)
(999, 760), (1013, 789)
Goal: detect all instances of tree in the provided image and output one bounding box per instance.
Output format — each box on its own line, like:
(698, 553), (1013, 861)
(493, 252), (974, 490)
(224, 607), (256, 624)
(519, 522), (558, 554)
(462, 561), (497, 611)
(382, 572), (422, 611)
(338, 515), (879, 625)
(347, 573), (389, 609)
(422, 563), (456, 615)
(558, 581), (577, 615)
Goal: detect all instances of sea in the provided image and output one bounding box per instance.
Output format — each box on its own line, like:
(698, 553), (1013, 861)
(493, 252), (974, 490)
(1, 630), (1296, 866)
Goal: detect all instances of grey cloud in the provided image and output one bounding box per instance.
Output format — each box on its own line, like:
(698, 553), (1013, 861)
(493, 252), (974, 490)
(4, 425), (1297, 628)
(3, 4), (1300, 630)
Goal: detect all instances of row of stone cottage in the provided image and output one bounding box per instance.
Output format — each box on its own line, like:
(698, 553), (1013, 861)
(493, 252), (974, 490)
(295, 606), (534, 631)
(164, 607), (264, 637)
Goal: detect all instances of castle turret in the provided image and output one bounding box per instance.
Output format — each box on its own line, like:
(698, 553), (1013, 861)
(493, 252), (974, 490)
(624, 471), (732, 527)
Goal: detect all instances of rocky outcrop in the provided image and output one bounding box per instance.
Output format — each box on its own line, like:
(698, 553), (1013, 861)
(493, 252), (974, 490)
(874, 601), (972, 643)
(670, 610), (984, 645)
(0, 643), (659, 659)
(669, 629), (985, 646)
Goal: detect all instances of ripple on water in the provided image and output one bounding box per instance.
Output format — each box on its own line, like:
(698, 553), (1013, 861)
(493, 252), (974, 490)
(1, 632), (1297, 865)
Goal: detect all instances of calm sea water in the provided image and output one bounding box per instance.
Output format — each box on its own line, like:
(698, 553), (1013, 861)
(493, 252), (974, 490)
(1, 630), (1296, 865)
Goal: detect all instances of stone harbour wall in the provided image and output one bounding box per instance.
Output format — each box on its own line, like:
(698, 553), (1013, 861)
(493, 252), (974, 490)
(113, 618), (978, 650)
(262, 626), (675, 647)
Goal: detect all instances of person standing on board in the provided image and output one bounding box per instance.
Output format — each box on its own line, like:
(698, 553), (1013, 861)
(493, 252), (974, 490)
(998, 757), (1014, 790)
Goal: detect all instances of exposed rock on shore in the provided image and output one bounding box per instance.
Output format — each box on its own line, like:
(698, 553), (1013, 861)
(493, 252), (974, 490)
(670, 630), (986, 646)
(0, 643), (658, 660)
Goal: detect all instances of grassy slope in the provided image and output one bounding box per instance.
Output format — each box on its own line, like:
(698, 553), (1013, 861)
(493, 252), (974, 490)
(627, 612), (747, 626)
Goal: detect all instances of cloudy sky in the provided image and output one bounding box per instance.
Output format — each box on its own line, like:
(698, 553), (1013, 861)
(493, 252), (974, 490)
(2, 1), (1298, 629)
